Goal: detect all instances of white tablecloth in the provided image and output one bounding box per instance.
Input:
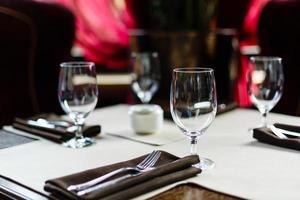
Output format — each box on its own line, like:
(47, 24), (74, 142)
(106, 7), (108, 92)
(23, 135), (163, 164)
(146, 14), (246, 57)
(0, 104), (300, 200)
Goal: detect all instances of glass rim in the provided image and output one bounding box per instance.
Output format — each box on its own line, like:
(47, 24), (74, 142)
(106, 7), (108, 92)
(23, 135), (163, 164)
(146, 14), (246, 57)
(173, 67), (213, 73)
(60, 61), (95, 67)
(250, 56), (282, 62)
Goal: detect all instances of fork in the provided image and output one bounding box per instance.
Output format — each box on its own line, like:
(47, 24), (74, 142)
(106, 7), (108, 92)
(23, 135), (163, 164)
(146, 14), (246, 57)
(67, 150), (161, 192)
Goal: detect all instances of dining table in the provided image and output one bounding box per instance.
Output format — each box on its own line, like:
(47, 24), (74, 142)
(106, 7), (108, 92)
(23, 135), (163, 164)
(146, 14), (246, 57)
(0, 104), (299, 200)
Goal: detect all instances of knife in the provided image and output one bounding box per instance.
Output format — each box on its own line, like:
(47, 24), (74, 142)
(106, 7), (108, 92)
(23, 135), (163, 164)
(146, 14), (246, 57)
(77, 174), (133, 196)
(77, 166), (156, 196)
(36, 118), (73, 128)
(28, 120), (77, 133)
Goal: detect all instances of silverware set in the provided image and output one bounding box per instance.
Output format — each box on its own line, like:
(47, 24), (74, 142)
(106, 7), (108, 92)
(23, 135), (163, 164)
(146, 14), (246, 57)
(27, 118), (77, 132)
(269, 125), (288, 139)
(268, 125), (300, 139)
(67, 150), (161, 196)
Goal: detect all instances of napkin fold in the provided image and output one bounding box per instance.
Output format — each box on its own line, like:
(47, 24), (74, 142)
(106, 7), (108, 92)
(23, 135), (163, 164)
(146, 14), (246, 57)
(12, 118), (101, 144)
(253, 124), (300, 151)
(44, 151), (201, 200)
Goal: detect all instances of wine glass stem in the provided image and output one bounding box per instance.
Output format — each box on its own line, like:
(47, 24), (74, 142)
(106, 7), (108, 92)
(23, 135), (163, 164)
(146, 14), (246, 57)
(75, 124), (83, 139)
(74, 118), (84, 139)
(261, 111), (267, 127)
(190, 136), (198, 155)
(141, 99), (147, 104)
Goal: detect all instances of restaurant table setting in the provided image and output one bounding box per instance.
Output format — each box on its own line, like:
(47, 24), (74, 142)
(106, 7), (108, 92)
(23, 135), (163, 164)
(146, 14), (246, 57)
(1, 60), (300, 200)
(1, 105), (300, 199)
(248, 57), (300, 150)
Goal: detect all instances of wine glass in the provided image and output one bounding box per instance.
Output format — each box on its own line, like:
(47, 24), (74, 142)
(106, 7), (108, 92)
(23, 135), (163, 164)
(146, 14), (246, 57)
(170, 68), (217, 170)
(131, 52), (161, 104)
(247, 57), (284, 127)
(58, 62), (98, 148)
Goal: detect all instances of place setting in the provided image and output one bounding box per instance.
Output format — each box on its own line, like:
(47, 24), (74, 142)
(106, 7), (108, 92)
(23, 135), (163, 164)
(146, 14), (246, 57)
(4, 56), (299, 200)
(41, 66), (218, 199)
(2, 62), (101, 148)
(43, 150), (201, 200)
(247, 57), (300, 151)
(0, 60), (219, 199)
(2, 1), (300, 199)
(1, 59), (298, 200)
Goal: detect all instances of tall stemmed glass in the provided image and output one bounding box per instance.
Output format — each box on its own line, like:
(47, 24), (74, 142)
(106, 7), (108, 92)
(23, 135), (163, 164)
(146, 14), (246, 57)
(58, 62), (98, 148)
(170, 68), (217, 170)
(131, 52), (160, 104)
(247, 57), (284, 127)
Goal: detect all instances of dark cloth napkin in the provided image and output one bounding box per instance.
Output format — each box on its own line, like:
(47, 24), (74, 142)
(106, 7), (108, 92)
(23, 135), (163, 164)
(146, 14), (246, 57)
(12, 118), (101, 144)
(44, 151), (201, 200)
(253, 123), (300, 151)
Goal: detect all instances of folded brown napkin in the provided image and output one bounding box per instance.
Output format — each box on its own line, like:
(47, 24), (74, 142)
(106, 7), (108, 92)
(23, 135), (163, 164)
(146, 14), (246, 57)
(12, 118), (101, 144)
(44, 151), (201, 200)
(253, 125), (300, 151)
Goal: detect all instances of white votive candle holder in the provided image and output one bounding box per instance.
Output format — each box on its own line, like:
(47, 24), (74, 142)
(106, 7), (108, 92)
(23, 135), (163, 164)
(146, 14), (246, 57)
(128, 104), (163, 134)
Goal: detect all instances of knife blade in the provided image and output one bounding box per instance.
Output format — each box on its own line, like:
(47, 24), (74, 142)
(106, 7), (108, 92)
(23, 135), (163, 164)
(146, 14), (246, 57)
(77, 166), (155, 197)
(77, 174), (132, 196)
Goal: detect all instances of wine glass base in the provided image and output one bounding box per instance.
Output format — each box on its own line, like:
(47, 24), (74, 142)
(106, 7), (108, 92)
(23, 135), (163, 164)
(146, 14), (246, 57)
(63, 137), (95, 149)
(193, 157), (215, 171)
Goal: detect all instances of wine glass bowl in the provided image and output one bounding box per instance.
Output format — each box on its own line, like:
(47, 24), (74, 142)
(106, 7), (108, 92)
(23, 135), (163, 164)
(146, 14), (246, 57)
(131, 52), (160, 104)
(247, 57), (284, 127)
(58, 62), (98, 148)
(170, 68), (217, 170)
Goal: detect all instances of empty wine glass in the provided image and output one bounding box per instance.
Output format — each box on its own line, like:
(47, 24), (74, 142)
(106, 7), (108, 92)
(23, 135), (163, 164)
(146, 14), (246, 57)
(131, 52), (160, 104)
(247, 57), (284, 127)
(170, 68), (217, 170)
(58, 62), (98, 148)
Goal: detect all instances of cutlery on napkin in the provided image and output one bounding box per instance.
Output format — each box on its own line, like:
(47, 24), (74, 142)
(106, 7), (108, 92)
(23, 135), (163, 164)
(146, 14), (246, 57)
(12, 117), (101, 143)
(44, 151), (201, 200)
(274, 123), (300, 136)
(68, 150), (162, 193)
(253, 123), (300, 151)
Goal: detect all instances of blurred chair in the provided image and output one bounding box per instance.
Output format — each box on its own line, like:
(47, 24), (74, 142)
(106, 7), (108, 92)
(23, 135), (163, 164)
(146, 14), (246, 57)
(0, 7), (38, 125)
(0, 0), (75, 125)
(257, 0), (300, 116)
